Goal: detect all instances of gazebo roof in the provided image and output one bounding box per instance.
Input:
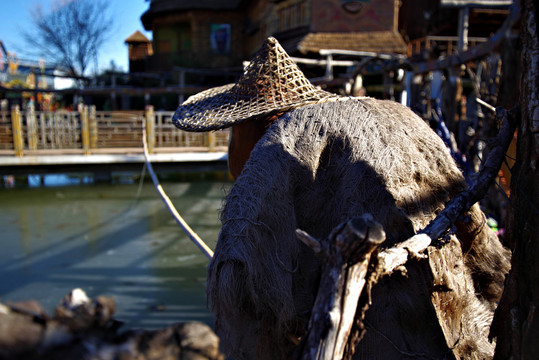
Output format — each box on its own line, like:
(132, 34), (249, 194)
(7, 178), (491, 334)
(125, 30), (151, 44)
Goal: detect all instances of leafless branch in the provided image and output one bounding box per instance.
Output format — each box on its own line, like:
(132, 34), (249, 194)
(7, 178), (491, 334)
(21, 0), (114, 77)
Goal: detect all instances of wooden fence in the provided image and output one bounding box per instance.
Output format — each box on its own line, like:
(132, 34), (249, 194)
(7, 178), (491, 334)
(0, 105), (229, 156)
(407, 35), (488, 58)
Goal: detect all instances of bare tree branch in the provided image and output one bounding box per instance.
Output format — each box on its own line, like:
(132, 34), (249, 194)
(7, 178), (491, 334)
(377, 106), (519, 275)
(22, 0), (114, 77)
(421, 106), (519, 242)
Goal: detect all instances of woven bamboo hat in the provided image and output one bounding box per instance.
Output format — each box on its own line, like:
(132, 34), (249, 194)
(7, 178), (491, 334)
(172, 37), (337, 132)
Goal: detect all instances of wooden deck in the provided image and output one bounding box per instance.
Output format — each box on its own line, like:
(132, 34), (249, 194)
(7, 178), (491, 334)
(0, 106), (229, 173)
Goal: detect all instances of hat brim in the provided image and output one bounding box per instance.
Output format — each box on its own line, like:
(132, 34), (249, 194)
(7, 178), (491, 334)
(171, 37), (337, 132)
(172, 83), (333, 132)
(172, 84), (238, 132)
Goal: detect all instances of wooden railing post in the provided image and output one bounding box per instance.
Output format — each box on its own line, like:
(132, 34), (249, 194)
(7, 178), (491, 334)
(145, 105), (155, 154)
(26, 104), (38, 150)
(89, 105), (97, 149)
(81, 105), (90, 154)
(207, 132), (216, 152)
(11, 105), (23, 157)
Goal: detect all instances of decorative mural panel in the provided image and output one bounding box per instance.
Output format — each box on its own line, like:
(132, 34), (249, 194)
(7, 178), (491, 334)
(340, 0), (370, 14)
(210, 24), (231, 54)
(312, 0), (396, 32)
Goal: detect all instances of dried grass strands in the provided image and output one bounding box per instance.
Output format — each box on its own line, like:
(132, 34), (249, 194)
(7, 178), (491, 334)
(208, 98), (511, 359)
(296, 106), (517, 359)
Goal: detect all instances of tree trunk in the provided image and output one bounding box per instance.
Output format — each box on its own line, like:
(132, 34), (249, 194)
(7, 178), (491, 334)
(492, 0), (539, 358)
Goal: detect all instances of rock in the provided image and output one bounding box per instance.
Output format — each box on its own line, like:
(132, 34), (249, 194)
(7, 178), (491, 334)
(0, 289), (224, 360)
(177, 322), (223, 359)
(0, 308), (44, 360)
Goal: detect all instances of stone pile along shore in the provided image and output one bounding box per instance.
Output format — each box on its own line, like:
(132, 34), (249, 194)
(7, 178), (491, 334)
(0, 288), (223, 360)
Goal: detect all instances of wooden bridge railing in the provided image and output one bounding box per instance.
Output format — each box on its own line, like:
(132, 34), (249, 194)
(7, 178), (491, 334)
(407, 35), (488, 58)
(0, 105), (229, 156)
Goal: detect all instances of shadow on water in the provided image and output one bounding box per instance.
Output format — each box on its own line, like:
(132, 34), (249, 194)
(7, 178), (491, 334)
(0, 179), (231, 329)
(1, 180), (217, 270)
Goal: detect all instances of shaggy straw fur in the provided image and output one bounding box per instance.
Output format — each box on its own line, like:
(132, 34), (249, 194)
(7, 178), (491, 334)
(207, 98), (510, 359)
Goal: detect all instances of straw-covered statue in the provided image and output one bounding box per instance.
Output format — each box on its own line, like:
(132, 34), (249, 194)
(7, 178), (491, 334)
(172, 37), (510, 359)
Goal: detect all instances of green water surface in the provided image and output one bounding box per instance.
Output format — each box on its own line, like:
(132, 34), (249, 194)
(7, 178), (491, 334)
(0, 177), (231, 329)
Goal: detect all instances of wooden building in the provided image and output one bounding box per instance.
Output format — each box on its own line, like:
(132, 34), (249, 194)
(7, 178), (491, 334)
(106, 0), (514, 108)
(274, 0), (407, 55)
(141, 0), (245, 70)
(138, 0), (412, 98)
(139, 0), (513, 67)
(401, 0), (513, 59)
(0, 40), (61, 111)
(140, 0), (408, 69)
(125, 31), (154, 73)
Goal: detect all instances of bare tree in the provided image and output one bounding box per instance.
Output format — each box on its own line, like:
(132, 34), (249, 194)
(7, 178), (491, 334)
(22, 0), (114, 77)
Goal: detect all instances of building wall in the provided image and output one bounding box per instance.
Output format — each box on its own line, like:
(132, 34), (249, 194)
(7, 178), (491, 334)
(142, 0), (401, 71)
(192, 11), (244, 67)
(273, 0), (312, 33)
(311, 0), (397, 32)
(244, 0), (277, 56)
(150, 10), (244, 69)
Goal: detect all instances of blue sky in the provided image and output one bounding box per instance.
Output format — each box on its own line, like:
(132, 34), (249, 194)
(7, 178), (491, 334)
(0, 0), (153, 72)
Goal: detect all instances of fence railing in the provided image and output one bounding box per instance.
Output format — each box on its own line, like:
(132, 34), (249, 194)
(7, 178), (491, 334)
(407, 36), (488, 58)
(0, 105), (229, 156)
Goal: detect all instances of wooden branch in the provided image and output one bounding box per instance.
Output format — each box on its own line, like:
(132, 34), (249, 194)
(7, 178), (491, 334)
(376, 233), (431, 272)
(377, 106), (518, 275)
(296, 229), (322, 255)
(142, 116), (214, 260)
(297, 215), (385, 360)
(421, 106), (519, 242)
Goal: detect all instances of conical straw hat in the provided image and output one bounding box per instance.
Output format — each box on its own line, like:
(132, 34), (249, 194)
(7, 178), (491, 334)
(172, 37), (338, 132)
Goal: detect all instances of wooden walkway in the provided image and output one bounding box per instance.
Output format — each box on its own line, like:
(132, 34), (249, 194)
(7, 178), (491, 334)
(0, 106), (229, 173)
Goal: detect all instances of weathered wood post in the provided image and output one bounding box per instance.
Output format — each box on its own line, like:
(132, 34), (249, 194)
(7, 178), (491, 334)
(80, 105), (90, 154)
(38, 112), (46, 149)
(297, 214), (385, 360)
(26, 104), (38, 150)
(89, 105), (98, 149)
(145, 105), (155, 154)
(207, 132), (216, 152)
(11, 105), (23, 157)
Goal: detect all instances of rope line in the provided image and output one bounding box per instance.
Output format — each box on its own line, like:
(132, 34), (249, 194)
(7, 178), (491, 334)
(142, 117), (214, 260)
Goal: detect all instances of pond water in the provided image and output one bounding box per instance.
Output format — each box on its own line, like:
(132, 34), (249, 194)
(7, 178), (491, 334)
(0, 174), (232, 330)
